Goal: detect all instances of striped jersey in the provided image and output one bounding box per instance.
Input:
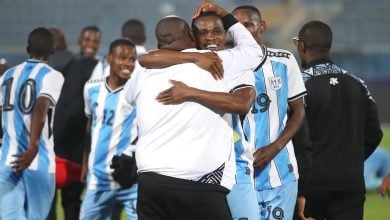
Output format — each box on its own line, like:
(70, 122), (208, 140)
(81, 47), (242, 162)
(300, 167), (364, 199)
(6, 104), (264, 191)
(83, 77), (137, 190)
(227, 73), (256, 185)
(244, 47), (306, 190)
(0, 60), (64, 173)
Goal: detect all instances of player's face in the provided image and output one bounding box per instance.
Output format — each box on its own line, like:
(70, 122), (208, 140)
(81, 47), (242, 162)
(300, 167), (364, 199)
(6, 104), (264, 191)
(108, 45), (136, 81)
(78, 30), (101, 58)
(233, 9), (264, 44)
(194, 16), (226, 51)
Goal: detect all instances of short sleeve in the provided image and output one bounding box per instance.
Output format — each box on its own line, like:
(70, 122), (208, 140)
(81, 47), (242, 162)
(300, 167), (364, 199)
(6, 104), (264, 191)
(39, 71), (64, 105)
(226, 70), (255, 93)
(124, 66), (143, 106)
(287, 54), (306, 101)
(216, 22), (262, 81)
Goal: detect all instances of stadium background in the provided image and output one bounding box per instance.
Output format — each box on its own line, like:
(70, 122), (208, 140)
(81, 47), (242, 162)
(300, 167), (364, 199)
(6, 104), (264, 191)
(0, 0), (389, 219)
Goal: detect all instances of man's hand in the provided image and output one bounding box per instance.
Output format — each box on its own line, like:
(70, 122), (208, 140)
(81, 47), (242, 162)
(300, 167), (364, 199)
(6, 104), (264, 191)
(253, 142), (282, 169)
(80, 161), (88, 183)
(156, 80), (195, 104)
(379, 173), (390, 197)
(193, 0), (228, 19)
(194, 52), (223, 80)
(11, 147), (38, 171)
(297, 196), (316, 220)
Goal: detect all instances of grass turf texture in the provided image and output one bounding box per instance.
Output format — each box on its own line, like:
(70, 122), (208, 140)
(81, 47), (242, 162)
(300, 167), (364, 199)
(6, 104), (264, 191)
(54, 126), (390, 220)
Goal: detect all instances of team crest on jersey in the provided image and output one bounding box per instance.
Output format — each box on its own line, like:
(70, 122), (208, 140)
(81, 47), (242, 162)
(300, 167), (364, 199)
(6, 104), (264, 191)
(268, 77), (282, 90)
(120, 104), (133, 115)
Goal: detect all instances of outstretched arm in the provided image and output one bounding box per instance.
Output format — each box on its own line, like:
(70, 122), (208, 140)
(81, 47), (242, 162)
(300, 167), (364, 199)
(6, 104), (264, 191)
(11, 97), (52, 171)
(139, 50), (224, 80)
(156, 80), (255, 114)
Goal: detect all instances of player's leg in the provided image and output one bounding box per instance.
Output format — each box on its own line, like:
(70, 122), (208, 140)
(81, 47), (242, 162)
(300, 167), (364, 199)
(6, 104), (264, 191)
(327, 191), (365, 220)
(259, 181), (298, 220)
(0, 166), (26, 219)
(116, 184), (138, 220)
(61, 181), (84, 220)
(80, 189), (115, 220)
(227, 183), (259, 220)
(304, 190), (329, 220)
(24, 169), (55, 219)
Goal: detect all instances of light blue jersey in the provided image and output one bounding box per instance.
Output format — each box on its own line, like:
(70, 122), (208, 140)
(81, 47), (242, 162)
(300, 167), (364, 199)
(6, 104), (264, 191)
(244, 47), (306, 190)
(0, 60), (64, 220)
(83, 77), (137, 190)
(0, 60), (64, 172)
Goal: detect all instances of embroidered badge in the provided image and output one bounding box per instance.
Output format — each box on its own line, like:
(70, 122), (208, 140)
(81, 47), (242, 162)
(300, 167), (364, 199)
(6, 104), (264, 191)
(329, 77), (339, 86)
(268, 77), (282, 90)
(121, 104), (133, 115)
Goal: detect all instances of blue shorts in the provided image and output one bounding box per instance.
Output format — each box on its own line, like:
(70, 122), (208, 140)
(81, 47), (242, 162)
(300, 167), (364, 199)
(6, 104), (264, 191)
(0, 165), (55, 220)
(80, 184), (138, 220)
(227, 183), (259, 220)
(256, 181), (297, 220)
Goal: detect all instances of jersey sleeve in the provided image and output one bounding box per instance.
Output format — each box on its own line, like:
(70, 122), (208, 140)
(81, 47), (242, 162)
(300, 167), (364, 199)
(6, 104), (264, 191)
(216, 22), (263, 80)
(227, 70), (255, 93)
(39, 71), (64, 105)
(287, 54), (307, 101)
(124, 67), (142, 106)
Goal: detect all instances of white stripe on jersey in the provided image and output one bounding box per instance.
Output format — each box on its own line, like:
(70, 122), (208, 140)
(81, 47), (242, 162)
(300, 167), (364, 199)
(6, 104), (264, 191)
(27, 63), (48, 170)
(245, 47), (306, 190)
(269, 160), (282, 186)
(106, 93), (128, 189)
(85, 79), (137, 190)
(4, 63), (26, 166)
(1, 61), (63, 173)
(88, 85), (107, 189)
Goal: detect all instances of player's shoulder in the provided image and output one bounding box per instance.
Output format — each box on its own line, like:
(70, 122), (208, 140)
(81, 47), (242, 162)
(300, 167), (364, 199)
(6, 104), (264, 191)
(42, 63), (62, 75)
(85, 76), (105, 87)
(266, 47), (294, 60)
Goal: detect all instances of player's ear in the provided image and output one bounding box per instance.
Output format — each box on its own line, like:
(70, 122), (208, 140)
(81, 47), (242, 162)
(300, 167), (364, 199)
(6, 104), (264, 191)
(259, 20), (266, 33)
(106, 54), (113, 65)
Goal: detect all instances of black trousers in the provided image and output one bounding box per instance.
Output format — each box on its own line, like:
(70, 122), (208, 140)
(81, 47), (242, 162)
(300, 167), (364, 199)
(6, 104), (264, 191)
(47, 182), (84, 220)
(304, 190), (365, 220)
(137, 172), (232, 220)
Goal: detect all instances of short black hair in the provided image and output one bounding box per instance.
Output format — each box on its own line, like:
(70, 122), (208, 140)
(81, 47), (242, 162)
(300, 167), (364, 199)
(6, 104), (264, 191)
(191, 12), (223, 34)
(27, 27), (54, 57)
(232, 5), (262, 20)
(109, 38), (135, 54)
(80, 25), (101, 36)
(300, 20), (332, 52)
(122, 19), (146, 45)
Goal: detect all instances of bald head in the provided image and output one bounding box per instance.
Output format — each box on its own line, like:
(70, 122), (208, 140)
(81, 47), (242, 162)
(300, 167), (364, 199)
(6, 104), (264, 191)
(155, 16), (195, 50)
(299, 20), (332, 52)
